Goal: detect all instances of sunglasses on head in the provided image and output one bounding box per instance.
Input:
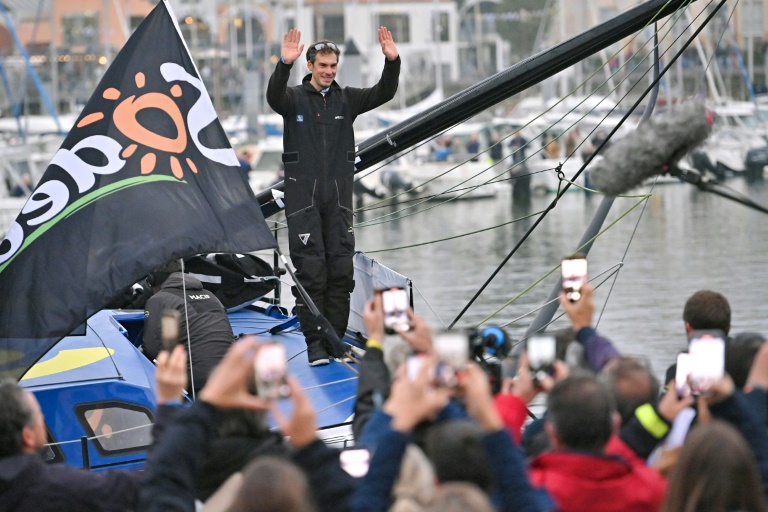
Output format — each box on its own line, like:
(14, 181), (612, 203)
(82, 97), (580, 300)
(312, 42), (338, 52)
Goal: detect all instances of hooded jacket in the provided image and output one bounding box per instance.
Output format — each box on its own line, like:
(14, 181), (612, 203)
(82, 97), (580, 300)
(143, 272), (234, 390)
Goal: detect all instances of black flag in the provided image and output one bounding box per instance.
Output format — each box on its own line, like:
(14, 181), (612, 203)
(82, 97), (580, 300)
(0, 1), (276, 379)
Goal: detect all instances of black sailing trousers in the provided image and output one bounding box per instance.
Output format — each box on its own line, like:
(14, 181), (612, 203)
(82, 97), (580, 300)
(286, 177), (355, 352)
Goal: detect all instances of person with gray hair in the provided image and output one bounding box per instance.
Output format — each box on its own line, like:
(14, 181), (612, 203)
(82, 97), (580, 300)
(0, 381), (142, 511)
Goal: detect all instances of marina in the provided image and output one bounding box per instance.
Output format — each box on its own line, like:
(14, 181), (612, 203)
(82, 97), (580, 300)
(2, 0), (768, 478)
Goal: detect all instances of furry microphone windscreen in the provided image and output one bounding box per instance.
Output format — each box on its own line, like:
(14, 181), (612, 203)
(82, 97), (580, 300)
(587, 101), (713, 196)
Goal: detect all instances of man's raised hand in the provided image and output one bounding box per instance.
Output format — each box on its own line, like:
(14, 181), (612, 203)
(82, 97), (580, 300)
(378, 26), (399, 61)
(281, 28), (304, 65)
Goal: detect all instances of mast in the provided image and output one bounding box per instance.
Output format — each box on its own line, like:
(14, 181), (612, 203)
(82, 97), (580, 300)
(255, 0), (707, 217)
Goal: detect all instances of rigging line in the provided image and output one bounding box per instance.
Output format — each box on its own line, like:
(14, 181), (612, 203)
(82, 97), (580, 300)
(357, 166), (557, 215)
(313, 395), (357, 415)
(364, 209), (546, 254)
(45, 423), (154, 447)
(497, 264), (625, 331)
(596, 181), (660, 332)
(374, 0), (684, 152)
(355, 3), (698, 227)
(179, 257), (195, 401)
(411, 282), (450, 329)
(592, 23), (665, 332)
(355, 1), (688, 216)
(474, 195), (651, 327)
(448, 0), (725, 330)
(360, 0), (698, 236)
(692, 1), (735, 98)
(504, 269), (626, 350)
(516, 0), (703, 183)
(362, 167), (557, 214)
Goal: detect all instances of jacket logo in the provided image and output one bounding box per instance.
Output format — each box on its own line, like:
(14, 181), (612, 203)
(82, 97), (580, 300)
(299, 233), (310, 245)
(296, 115), (304, 122)
(188, 294), (210, 299)
(335, 116), (344, 120)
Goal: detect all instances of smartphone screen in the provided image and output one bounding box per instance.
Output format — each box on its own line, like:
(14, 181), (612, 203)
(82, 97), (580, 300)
(381, 288), (411, 334)
(528, 334), (556, 383)
(688, 331), (725, 395)
(562, 256), (588, 302)
(254, 342), (291, 400)
(433, 331), (469, 387)
(339, 448), (370, 478)
(161, 309), (181, 351)
(675, 352), (692, 397)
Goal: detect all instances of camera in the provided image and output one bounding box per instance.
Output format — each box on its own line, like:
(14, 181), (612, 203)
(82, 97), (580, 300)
(562, 253), (588, 302)
(380, 287), (412, 334)
(254, 342), (291, 400)
(468, 325), (511, 395)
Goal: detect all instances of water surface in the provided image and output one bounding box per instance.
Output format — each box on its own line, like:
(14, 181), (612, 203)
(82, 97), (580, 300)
(348, 178), (768, 381)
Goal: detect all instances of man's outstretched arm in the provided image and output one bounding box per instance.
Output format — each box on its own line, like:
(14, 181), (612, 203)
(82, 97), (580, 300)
(267, 28), (303, 115)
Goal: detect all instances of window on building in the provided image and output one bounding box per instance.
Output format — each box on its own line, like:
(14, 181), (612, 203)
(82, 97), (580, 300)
(379, 14), (410, 43)
(76, 401), (153, 455)
(61, 12), (100, 49)
(433, 12), (449, 42)
(314, 14), (345, 43)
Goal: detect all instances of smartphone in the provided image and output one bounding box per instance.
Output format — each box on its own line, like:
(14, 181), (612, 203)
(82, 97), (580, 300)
(254, 342), (291, 400)
(528, 334), (556, 384)
(688, 330), (725, 395)
(381, 287), (412, 334)
(406, 353), (428, 382)
(433, 331), (469, 387)
(339, 448), (370, 478)
(674, 352), (692, 398)
(161, 309), (181, 351)
(561, 254), (588, 302)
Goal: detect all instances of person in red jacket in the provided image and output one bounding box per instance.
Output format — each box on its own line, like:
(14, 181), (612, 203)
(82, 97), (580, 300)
(527, 376), (667, 512)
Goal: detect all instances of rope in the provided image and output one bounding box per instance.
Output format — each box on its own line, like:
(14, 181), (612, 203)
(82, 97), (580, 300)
(504, 267), (625, 351)
(45, 422), (154, 447)
(472, 193), (651, 328)
(354, 0), (699, 230)
(448, 0), (724, 329)
(692, 1), (735, 99)
(179, 258), (196, 400)
(353, 0), (696, 225)
(411, 282), (450, 329)
(364, 209), (545, 254)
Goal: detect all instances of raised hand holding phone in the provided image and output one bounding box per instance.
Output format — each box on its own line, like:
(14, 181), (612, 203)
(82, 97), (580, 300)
(161, 309), (181, 351)
(381, 287), (412, 334)
(254, 342), (291, 400)
(527, 333), (556, 385)
(688, 330), (725, 396)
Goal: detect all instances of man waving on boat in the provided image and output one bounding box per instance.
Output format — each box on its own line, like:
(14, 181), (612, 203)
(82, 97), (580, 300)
(267, 27), (400, 366)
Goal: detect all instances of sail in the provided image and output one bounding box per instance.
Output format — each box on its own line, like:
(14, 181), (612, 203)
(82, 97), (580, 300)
(0, 0), (276, 380)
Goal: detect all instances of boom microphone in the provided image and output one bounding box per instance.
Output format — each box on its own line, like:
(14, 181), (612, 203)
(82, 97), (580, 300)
(588, 101), (713, 196)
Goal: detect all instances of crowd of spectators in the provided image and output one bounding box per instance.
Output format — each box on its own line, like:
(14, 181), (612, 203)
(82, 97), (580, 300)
(2, 281), (768, 512)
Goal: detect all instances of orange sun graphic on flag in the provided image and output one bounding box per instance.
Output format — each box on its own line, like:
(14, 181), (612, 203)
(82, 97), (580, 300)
(76, 71), (198, 179)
